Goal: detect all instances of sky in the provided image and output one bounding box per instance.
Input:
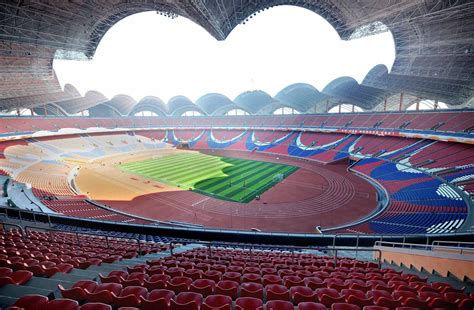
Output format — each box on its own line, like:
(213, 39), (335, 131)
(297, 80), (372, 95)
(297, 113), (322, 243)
(54, 6), (396, 103)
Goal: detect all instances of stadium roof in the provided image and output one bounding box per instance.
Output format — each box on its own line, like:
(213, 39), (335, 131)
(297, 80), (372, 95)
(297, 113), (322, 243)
(0, 0), (473, 112)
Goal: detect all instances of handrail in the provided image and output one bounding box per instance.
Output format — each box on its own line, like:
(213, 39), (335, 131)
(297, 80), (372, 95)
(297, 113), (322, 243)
(0, 205), (472, 246)
(0, 222), (24, 236)
(24, 225), (142, 253)
(374, 240), (474, 255)
(170, 241), (382, 268)
(432, 240), (474, 248)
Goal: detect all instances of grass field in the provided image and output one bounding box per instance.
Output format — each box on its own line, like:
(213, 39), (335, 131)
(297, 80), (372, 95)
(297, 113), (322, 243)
(118, 152), (298, 203)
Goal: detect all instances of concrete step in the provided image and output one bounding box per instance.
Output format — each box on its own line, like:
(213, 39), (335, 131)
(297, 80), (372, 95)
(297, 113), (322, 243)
(0, 284), (53, 301)
(23, 277), (75, 292)
(0, 295), (19, 309)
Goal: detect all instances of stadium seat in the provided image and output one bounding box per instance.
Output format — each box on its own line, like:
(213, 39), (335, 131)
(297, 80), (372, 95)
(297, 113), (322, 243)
(10, 294), (49, 310)
(242, 273), (261, 284)
(79, 303), (112, 310)
(42, 298), (79, 310)
(263, 274), (283, 286)
(84, 283), (122, 304)
(203, 270), (222, 282)
(190, 278), (215, 297)
(235, 297), (264, 310)
(112, 285), (147, 308)
(304, 277), (325, 290)
(222, 272), (241, 283)
(240, 282), (264, 300)
(144, 274), (170, 291)
(0, 270), (33, 286)
(59, 280), (98, 302)
(297, 302), (327, 310)
(140, 289), (175, 310)
(185, 269), (203, 280)
(290, 286), (317, 304)
(266, 284), (290, 301)
(215, 280), (239, 299)
(167, 276), (193, 294)
(202, 294), (232, 310)
(170, 292), (203, 310)
(266, 300), (294, 310)
(283, 275), (304, 288)
(331, 303), (361, 310)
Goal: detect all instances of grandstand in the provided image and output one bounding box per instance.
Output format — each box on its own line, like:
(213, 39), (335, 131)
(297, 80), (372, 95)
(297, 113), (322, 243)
(0, 0), (473, 309)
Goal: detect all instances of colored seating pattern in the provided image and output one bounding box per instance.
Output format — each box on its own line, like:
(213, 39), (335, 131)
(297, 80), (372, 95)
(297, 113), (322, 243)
(0, 114), (472, 234)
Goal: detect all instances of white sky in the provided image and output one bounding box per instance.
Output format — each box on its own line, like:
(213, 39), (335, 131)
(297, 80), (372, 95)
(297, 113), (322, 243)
(54, 6), (395, 103)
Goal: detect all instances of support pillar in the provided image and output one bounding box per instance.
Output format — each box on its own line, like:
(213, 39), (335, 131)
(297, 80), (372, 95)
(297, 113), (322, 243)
(383, 97), (387, 111)
(416, 98), (420, 111)
(399, 93), (404, 111)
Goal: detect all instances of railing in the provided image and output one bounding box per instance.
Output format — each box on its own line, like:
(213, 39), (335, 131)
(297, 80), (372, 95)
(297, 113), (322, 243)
(0, 205), (472, 247)
(24, 225), (142, 254)
(432, 240), (474, 248)
(169, 241), (382, 268)
(375, 240), (473, 255)
(0, 222), (24, 236)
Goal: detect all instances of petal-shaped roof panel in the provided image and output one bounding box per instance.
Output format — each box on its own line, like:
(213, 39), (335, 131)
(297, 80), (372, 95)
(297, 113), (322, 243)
(195, 93), (235, 115)
(323, 76), (388, 109)
(168, 95), (204, 115)
(234, 90), (276, 114)
(131, 96), (168, 115)
(106, 94), (137, 115)
(275, 83), (327, 112)
(63, 84), (81, 97)
(56, 90), (108, 115)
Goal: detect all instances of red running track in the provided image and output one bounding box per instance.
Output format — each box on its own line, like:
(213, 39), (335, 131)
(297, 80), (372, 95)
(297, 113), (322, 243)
(100, 150), (377, 233)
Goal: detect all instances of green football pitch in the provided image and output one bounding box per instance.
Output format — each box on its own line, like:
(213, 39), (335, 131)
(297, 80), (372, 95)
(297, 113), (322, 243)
(118, 152), (298, 203)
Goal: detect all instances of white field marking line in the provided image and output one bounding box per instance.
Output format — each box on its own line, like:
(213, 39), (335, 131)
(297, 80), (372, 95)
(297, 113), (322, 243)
(192, 197), (211, 207)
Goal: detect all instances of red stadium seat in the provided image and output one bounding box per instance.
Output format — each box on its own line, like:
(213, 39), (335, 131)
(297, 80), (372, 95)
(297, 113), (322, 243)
(235, 297), (264, 310)
(59, 280), (98, 302)
(240, 282), (264, 300)
(140, 289), (175, 310)
(215, 280), (239, 299)
(10, 294), (49, 310)
(242, 273), (261, 284)
(42, 298), (79, 310)
(167, 276), (193, 294)
(304, 277), (325, 290)
(0, 270), (33, 286)
(266, 284), (290, 301)
(203, 270), (222, 282)
(331, 303), (361, 310)
(263, 274), (283, 286)
(184, 269), (203, 280)
(79, 303), (112, 310)
(170, 292), (203, 310)
(144, 274), (170, 291)
(297, 302), (327, 310)
(222, 272), (241, 283)
(190, 279), (215, 297)
(202, 294), (232, 310)
(266, 300), (294, 310)
(290, 286), (317, 304)
(283, 275), (304, 288)
(112, 285), (147, 308)
(85, 283), (122, 304)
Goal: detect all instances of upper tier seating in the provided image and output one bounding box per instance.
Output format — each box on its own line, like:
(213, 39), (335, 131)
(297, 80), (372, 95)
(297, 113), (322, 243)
(1, 110), (473, 136)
